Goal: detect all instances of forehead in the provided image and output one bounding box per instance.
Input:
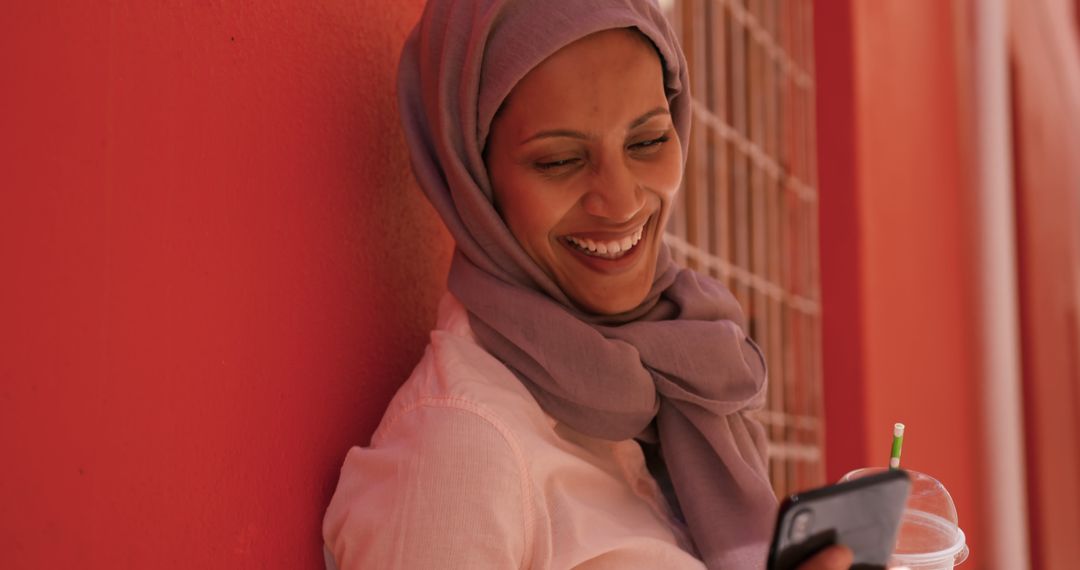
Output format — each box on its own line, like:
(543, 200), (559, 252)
(496, 28), (668, 135)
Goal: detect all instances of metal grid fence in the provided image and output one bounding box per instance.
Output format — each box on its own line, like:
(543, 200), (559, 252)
(660, 0), (825, 496)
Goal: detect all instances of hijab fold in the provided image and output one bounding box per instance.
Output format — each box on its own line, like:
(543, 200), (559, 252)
(398, 1), (778, 567)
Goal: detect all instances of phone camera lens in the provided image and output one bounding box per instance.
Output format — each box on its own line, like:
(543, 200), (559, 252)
(789, 509), (814, 542)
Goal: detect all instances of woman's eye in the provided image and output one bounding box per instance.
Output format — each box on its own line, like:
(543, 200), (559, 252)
(534, 158), (581, 172)
(629, 135), (670, 151)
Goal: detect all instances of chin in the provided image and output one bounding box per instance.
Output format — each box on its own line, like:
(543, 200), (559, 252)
(554, 248), (658, 315)
(579, 300), (629, 315)
(572, 286), (649, 316)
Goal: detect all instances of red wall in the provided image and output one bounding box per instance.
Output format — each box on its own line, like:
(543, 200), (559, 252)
(0, 2), (452, 568)
(815, 1), (986, 567)
(1009, 0), (1080, 566)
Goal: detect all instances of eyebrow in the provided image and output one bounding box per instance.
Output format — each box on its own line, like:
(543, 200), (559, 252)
(519, 106), (671, 145)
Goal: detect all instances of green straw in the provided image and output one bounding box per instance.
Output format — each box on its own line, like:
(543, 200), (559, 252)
(889, 422), (905, 469)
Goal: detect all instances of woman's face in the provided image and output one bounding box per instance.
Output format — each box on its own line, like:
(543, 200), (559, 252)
(485, 28), (682, 315)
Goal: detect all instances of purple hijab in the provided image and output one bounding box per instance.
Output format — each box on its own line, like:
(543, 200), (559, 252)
(397, 0), (777, 567)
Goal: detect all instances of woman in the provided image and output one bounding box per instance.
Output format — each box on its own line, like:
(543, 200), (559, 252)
(324, 0), (851, 568)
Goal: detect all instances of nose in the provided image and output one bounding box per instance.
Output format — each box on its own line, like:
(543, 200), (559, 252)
(581, 156), (645, 223)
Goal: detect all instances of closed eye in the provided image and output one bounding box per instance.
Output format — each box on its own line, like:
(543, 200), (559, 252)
(629, 135), (670, 150)
(535, 158), (582, 171)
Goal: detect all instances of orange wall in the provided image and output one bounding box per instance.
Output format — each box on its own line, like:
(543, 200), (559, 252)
(0, 2), (452, 568)
(815, 1), (986, 567)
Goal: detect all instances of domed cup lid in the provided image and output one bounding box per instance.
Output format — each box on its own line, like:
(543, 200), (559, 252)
(840, 467), (969, 568)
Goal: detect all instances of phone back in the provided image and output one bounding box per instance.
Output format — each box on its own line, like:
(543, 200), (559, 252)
(768, 469), (911, 570)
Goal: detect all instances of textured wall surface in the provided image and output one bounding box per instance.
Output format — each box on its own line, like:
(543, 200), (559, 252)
(0, 1), (452, 567)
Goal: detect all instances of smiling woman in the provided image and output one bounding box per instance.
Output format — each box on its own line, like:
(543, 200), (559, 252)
(485, 29), (682, 315)
(322, 1), (848, 569)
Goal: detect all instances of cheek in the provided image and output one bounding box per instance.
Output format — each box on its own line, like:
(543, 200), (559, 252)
(643, 147), (684, 203)
(491, 160), (547, 246)
(497, 179), (571, 250)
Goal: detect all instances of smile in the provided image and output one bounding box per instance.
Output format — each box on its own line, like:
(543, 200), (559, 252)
(562, 224), (646, 260)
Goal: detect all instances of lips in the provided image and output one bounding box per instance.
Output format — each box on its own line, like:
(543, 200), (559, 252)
(563, 224), (645, 259)
(558, 221), (650, 273)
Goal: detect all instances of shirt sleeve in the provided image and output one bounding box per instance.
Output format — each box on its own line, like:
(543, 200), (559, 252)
(323, 399), (532, 570)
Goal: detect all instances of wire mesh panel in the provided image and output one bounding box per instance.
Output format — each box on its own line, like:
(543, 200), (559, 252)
(660, 0), (824, 496)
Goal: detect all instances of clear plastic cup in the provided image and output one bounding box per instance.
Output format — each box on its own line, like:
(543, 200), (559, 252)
(840, 468), (969, 569)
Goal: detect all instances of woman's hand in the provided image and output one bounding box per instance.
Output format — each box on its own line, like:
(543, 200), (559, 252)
(795, 544), (853, 570)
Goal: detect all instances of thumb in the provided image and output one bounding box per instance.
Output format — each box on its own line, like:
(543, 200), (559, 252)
(797, 544), (853, 570)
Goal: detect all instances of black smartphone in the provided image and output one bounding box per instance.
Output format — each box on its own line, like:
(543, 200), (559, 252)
(767, 469), (911, 570)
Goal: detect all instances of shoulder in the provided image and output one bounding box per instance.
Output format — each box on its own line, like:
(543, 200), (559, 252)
(375, 292), (554, 446)
(322, 294), (550, 568)
(375, 397), (532, 478)
(324, 402), (537, 569)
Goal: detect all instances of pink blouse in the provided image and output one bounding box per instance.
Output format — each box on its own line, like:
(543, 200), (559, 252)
(322, 293), (707, 569)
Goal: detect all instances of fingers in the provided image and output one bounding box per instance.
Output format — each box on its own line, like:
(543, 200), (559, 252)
(796, 544), (854, 570)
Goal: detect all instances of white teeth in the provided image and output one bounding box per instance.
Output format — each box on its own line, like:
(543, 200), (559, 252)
(565, 224), (647, 260)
